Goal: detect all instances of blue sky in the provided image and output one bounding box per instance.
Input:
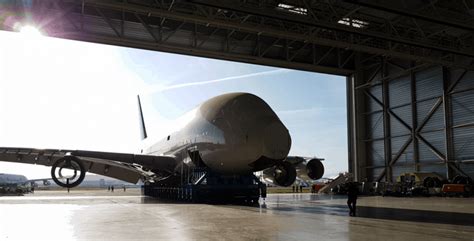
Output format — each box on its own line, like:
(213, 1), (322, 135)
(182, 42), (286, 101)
(120, 48), (348, 176)
(0, 29), (347, 178)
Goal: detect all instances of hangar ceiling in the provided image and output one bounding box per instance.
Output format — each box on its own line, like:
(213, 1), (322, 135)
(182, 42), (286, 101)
(1, 0), (474, 75)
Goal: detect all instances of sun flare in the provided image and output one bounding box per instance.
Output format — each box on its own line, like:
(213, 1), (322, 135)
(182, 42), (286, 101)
(19, 25), (43, 37)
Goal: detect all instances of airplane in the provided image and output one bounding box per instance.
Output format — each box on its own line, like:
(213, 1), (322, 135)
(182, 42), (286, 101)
(0, 92), (324, 202)
(0, 173), (51, 195)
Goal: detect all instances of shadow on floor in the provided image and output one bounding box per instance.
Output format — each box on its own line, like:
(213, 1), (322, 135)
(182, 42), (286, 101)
(269, 204), (474, 226)
(140, 196), (261, 206)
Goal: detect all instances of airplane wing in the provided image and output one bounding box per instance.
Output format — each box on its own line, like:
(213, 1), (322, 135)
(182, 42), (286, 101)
(285, 156), (324, 165)
(24, 178), (53, 184)
(284, 156), (306, 165)
(0, 147), (177, 186)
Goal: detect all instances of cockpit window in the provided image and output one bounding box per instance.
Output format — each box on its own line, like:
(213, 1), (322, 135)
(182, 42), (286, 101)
(167, 135), (170, 141)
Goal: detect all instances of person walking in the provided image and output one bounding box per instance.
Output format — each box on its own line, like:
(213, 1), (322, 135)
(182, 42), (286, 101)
(347, 182), (359, 216)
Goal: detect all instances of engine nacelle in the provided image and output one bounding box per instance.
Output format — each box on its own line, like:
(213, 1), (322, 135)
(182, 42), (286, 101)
(262, 161), (297, 186)
(295, 158), (324, 181)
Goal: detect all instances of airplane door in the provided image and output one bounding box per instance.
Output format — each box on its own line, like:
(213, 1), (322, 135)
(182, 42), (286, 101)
(187, 147), (205, 167)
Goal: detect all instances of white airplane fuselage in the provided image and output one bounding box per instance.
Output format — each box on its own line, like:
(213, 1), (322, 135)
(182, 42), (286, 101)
(143, 92), (291, 176)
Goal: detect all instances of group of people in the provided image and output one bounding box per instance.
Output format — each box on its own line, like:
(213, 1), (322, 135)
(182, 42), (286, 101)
(106, 185), (127, 192)
(292, 185), (304, 193)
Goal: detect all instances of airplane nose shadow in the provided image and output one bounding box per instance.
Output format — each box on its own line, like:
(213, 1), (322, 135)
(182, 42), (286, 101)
(354, 206), (474, 226)
(270, 204), (474, 226)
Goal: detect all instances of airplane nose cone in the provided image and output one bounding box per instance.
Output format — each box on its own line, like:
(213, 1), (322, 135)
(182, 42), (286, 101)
(262, 121), (291, 160)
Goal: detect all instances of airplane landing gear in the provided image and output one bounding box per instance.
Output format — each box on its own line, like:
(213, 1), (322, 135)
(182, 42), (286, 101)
(51, 156), (86, 188)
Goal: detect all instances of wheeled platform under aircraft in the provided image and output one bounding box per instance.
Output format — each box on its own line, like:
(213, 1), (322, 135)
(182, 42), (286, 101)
(0, 93), (324, 202)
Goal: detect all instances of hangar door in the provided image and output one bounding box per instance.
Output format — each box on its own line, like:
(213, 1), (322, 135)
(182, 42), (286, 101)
(350, 59), (474, 182)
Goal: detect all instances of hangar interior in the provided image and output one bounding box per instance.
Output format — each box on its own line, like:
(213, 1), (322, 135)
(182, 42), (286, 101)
(1, 0), (473, 183)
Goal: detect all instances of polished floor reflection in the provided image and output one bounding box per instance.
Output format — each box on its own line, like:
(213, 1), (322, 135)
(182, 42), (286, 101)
(0, 190), (473, 240)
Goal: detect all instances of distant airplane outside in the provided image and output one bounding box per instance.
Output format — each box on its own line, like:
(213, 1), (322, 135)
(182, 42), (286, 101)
(0, 173), (51, 195)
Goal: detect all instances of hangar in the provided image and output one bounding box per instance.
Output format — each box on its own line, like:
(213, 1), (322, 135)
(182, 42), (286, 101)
(1, 0), (473, 184)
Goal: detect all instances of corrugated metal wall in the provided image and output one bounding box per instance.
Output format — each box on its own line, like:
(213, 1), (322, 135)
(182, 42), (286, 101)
(451, 70), (474, 178)
(352, 57), (474, 182)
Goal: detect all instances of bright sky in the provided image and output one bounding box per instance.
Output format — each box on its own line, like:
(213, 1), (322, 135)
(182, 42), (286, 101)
(0, 29), (347, 179)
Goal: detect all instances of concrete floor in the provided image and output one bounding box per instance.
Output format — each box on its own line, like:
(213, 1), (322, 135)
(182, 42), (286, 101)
(0, 189), (473, 240)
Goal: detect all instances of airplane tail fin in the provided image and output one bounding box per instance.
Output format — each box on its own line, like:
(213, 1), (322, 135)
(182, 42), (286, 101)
(137, 95), (148, 140)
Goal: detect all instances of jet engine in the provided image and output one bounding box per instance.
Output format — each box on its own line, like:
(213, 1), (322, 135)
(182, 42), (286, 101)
(295, 158), (325, 181)
(262, 161), (297, 186)
(50, 156), (86, 188)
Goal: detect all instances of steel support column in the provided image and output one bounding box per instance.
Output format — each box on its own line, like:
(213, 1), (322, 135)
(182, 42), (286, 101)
(347, 75), (355, 176)
(381, 58), (392, 182)
(348, 53), (367, 182)
(410, 62), (420, 172)
(442, 67), (455, 180)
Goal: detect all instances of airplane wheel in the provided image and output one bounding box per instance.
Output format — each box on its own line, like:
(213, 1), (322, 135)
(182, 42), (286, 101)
(51, 156), (86, 188)
(453, 175), (470, 184)
(432, 177), (442, 188)
(423, 177), (435, 188)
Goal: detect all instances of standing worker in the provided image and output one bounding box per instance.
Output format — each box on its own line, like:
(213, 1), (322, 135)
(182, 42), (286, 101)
(347, 182), (359, 216)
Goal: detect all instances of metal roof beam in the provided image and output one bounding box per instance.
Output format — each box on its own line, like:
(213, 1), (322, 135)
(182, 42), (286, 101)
(191, 0), (474, 58)
(1, 0), (473, 73)
(344, 0), (474, 32)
